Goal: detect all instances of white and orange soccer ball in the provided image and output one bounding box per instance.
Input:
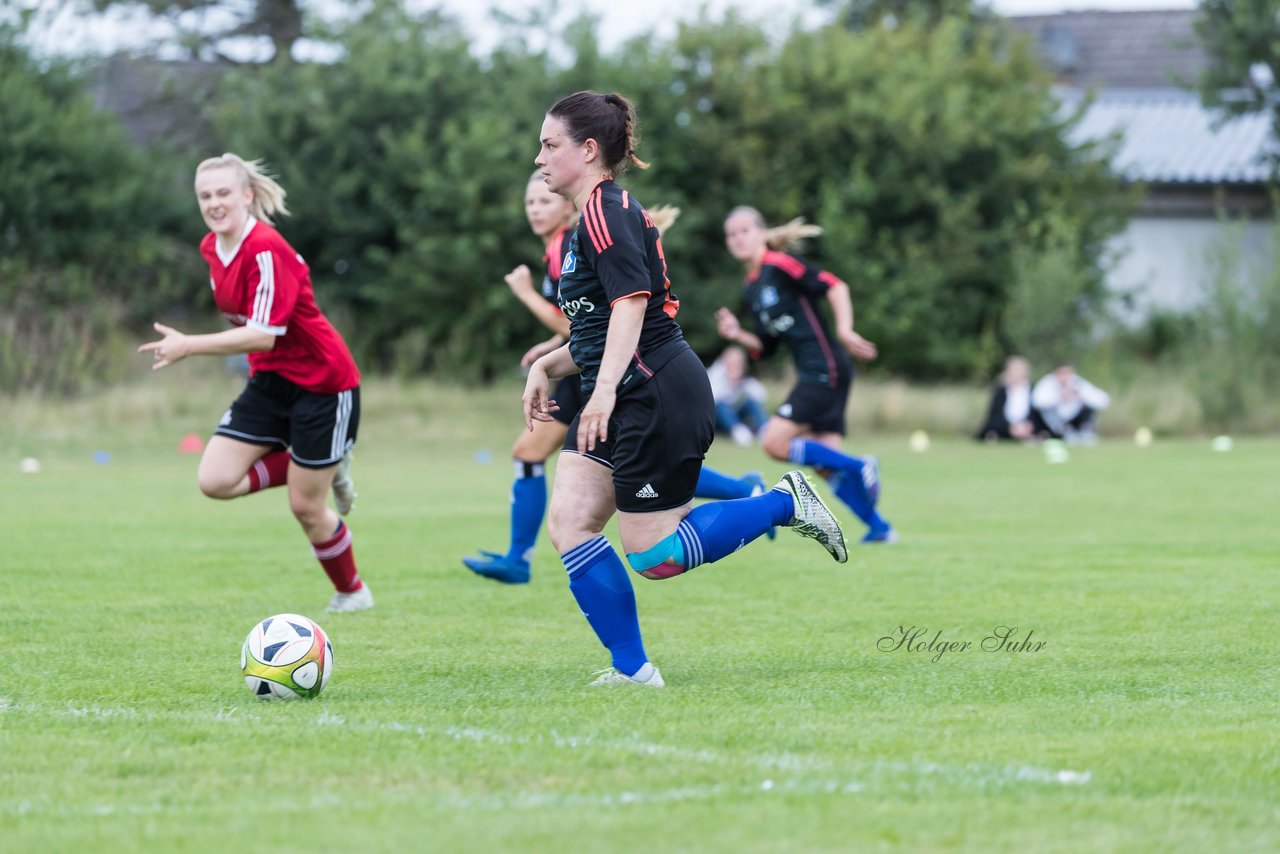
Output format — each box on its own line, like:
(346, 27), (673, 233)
(241, 613), (333, 700)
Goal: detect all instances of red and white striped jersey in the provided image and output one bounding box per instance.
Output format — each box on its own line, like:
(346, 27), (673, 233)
(201, 218), (360, 394)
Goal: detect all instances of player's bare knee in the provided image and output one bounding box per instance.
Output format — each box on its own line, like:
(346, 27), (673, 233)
(197, 470), (237, 500)
(288, 494), (327, 529)
(761, 436), (791, 461)
(546, 514), (582, 553)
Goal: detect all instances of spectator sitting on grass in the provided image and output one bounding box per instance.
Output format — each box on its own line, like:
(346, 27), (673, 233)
(1032, 361), (1111, 444)
(708, 346), (769, 446)
(975, 355), (1042, 443)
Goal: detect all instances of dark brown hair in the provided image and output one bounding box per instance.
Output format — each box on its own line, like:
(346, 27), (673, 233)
(547, 90), (649, 175)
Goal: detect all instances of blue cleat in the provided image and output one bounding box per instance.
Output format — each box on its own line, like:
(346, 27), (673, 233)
(463, 552), (531, 584)
(861, 526), (898, 545)
(742, 471), (778, 540)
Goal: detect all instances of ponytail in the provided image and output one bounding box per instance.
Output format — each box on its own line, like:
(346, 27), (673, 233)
(725, 206), (823, 252)
(647, 204), (680, 237)
(765, 217), (823, 252)
(549, 90), (649, 176)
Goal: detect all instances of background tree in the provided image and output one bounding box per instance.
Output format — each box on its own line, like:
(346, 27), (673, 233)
(7, 0), (1130, 387)
(1194, 0), (1280, 171)
(817, 0), (994, 30)
(82, 0), (309, 61)
(0, 24), (198, 393)
(210, 1), (565, 381)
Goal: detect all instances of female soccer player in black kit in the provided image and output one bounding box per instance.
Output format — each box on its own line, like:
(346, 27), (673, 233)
(717, 209), (895, 543)
(464, 176), (774, 585)
(522, 91), (848, 687)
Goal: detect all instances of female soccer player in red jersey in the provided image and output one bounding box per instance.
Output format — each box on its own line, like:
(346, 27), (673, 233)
(465, 174), (774, 585)
(717, 209), (895, 543)
(522, 91), (848, 687)
(139, 153), (372, 612)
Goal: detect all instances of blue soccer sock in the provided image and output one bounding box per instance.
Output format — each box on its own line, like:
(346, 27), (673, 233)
(789, 439), (884, 530)
(830, 471), (890, 533)
(694, 465), (755, 500)
(676, 490), (794, 569)
(788, 439), (864, 474)
(562, 536), (649, 677)
(628, 490), (794, 578)
(507, 461), (546, 564)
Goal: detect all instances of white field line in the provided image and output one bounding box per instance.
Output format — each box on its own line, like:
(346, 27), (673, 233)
(0, 697), (1090, 819)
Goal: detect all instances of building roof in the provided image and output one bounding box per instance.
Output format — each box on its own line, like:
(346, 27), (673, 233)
(87, 56), (223, 149)
(1009, 10), (1209, 89)
(1065, 89), (1275, 184)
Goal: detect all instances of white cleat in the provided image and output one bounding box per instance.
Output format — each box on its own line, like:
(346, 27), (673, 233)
(589, 664), (665, 688)
(331, 451), (357, 515)
(326, 585), (374, 613)
(775, 470), (848, 564)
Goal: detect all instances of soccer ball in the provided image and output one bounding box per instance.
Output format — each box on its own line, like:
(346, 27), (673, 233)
(241, 613), (333, 700)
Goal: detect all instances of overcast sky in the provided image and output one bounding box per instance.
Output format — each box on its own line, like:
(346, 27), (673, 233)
(21, 0), (1201, 59)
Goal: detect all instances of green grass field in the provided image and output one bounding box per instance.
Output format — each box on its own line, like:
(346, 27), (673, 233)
(2, 380), (1278, 852)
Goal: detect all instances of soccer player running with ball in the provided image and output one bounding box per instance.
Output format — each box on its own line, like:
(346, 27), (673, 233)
(522, 91), (847, 687)
(464, 174), (776, 584)
(139, 154), (372, 613)
(717, 208), (895, 544)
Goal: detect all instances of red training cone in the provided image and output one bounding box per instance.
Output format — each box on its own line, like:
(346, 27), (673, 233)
(178, 433), (205, 454)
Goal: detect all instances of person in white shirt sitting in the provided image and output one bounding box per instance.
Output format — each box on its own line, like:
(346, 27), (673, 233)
(1031, 361), (1110, 444)
(708, 346), (770, 446)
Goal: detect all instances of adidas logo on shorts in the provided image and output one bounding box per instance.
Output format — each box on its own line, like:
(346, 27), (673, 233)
(635, 483), (660, 499)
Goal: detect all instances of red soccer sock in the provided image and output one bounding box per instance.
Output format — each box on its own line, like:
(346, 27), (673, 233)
(247, 451), (291, 493)
(312, 520), (362, 593)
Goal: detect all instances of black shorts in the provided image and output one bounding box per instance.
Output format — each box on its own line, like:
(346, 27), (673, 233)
(551, 376), (585, 426)
(562, 348), (714, 513)
(777, 376), (852, 435)
(215, 372), (360, 469)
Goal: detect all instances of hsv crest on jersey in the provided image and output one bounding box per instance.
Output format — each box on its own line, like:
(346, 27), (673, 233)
(562, 251), (577, 274)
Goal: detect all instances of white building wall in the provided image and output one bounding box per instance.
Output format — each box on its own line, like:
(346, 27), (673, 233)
(1107, 216), (1276, 321)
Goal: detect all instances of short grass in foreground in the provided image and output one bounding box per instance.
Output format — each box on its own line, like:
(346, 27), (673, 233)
(1, 407), (1278, 852)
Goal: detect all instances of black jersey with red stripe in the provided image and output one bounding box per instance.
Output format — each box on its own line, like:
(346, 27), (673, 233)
(559, 180), (686, 396)
(539, 225), (572, 306)
(742, 250), (850, 387)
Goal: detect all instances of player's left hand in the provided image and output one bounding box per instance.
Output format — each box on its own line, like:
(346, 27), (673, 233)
(137, 322), (190, 370)
(840, 330), (877, 361)
(577, 384), (615, 452)
(522, 362), (559, 430)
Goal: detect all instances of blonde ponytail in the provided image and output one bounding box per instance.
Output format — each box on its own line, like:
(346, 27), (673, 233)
(726, 206), (823, 252)
(647, 204), (680, 237)
(195, 153), (290, 225)
(765, 217), (823, 252)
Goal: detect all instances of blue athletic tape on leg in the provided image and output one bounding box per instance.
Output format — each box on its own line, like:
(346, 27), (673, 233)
(694, 466), (752, 500)
(626, 532), (688, 578)
(561, 536), (648, 676)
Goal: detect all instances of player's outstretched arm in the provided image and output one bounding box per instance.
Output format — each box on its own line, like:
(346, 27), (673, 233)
(137, 322), (274, 370)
